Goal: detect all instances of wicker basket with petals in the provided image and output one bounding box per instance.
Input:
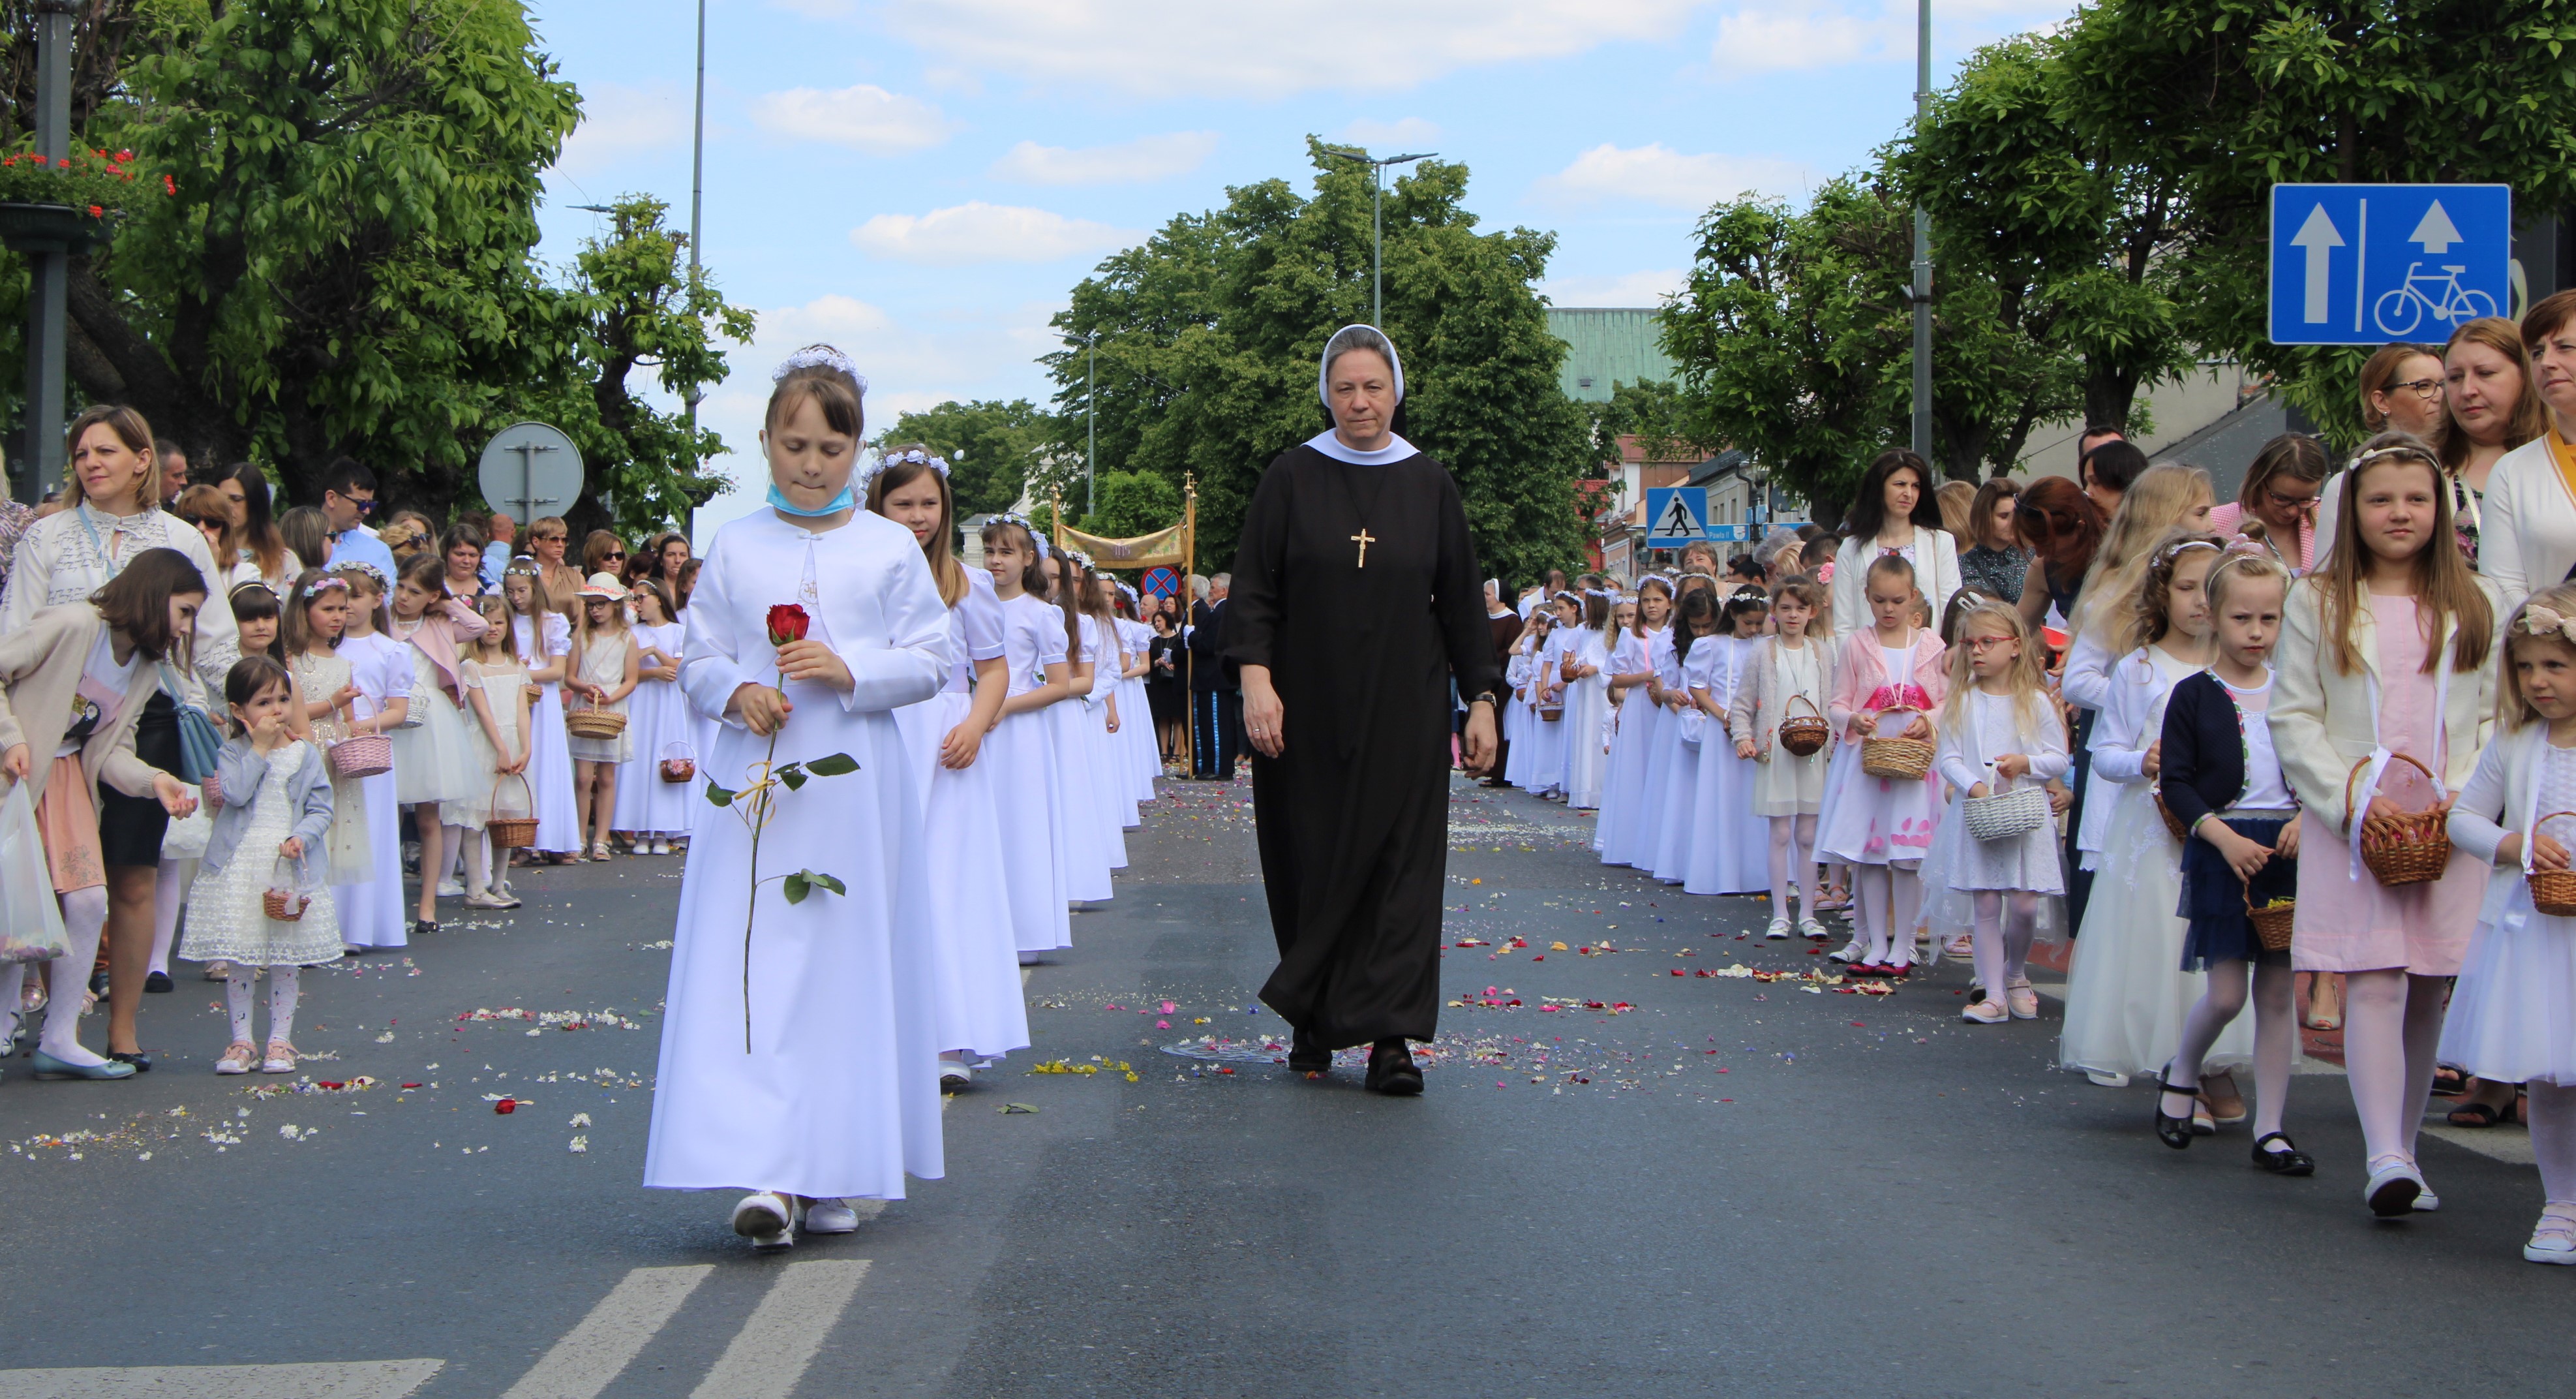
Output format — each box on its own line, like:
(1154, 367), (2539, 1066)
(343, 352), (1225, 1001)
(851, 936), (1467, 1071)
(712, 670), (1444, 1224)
(2343, 753), (2452, 886)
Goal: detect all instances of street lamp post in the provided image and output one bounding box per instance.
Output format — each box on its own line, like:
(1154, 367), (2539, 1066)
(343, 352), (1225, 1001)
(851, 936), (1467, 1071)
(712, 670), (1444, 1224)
(1322, 146), (1434, 328)
(14, 0), (74, 504)
(1071, 331), (1099, 518)
(1910, 0), (1932, 461)
(684, 0), (707, 437)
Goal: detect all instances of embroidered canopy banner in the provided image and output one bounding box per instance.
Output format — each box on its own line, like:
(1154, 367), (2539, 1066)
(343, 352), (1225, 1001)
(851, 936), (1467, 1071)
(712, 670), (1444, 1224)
(1057, 521), (1188, 569)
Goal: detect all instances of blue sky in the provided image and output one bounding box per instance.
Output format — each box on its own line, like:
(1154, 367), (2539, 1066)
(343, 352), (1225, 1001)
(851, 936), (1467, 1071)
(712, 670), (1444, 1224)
(526, 0), (2080, 519)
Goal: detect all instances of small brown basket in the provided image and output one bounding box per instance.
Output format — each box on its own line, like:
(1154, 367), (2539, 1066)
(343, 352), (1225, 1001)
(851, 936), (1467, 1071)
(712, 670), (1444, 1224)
(1860, 736), (1934, 781)
(658, 741), (697, 784)
(2529, 810), (2576, 916)
(565, 696), (628, 740)
(1778, 694), (1830, 757)
(2153, 792), (2190, 844)
(2343, 753), (2453, 886)
(263, 857), (310, 923)
(484, 772), (538, 850)
(2245, 890), (2297, 951)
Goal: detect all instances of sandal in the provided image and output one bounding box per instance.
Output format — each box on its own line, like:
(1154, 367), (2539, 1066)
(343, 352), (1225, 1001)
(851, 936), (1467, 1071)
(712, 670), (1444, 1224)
(2447, 1084), (2522, 1127)
(2154, 1069), (2198, 1150)
(215, 1041), (258, 1075)
(2431, 1064), (2470, 1098)
(261, 1039), (297, 1074)
(2303, 972), (2343, 1032)
(2200, 1071), (2248, 1125)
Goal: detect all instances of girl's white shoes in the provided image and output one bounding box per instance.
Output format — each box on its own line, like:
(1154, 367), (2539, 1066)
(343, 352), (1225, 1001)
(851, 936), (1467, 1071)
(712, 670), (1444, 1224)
(2526, 1207), (2576, 1264)
(215, 1041), (258, 1075)
(1961, 998), (2008, 1024)
(2365, 1156), (2427, 1218)
(732, 1191), (799, 1250)
(1763, 918), (1792, 940)
(262, 1040), (297, 1074)
(2005, 977), (2040, 1020)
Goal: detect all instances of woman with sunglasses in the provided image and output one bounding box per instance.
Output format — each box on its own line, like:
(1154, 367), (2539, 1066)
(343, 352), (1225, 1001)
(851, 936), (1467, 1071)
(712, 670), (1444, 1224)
(526, 516), (581, 615)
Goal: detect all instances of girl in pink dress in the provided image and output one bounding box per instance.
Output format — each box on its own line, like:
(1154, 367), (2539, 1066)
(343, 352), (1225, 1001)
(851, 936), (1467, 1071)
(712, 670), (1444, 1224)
(2272, 434), (2501, 1218)
(1815, 553), (1949, 976)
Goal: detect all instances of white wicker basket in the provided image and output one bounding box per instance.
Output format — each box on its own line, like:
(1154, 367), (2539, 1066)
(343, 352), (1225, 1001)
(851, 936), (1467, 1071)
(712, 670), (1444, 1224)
(1961, 782), (2051, 842)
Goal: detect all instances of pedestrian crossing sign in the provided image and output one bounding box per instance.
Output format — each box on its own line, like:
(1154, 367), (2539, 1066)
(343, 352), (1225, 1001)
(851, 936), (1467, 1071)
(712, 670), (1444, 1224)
(1644, 487), (1710, 544)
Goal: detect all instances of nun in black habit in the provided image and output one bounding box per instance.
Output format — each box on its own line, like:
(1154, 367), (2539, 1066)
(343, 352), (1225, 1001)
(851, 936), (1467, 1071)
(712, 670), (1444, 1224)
(1224, 324), (1500, 1094)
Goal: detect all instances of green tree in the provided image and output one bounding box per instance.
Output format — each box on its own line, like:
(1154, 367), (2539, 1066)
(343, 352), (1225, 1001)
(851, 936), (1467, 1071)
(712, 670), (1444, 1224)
(881, 397), (1053, 516)
(1082, 468), (1181, 540)
(503, 196), (753, 538)
(1047, 140), (1592, 584)
(1894, 33), (2192, 437)
(2053, 0), (2576, 444)
(63, 0), (586, 508)
(1581, 378), (1699, 467)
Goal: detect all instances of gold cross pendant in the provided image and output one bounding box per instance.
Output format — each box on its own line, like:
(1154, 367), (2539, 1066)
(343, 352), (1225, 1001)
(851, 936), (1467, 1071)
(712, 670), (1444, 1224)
(1351, 527), (1376, 568)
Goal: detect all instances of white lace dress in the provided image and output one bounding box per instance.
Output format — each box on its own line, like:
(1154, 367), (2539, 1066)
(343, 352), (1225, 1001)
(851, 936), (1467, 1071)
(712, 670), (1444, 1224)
(290, 650), (372, 884)
(178, 740), (343, 967)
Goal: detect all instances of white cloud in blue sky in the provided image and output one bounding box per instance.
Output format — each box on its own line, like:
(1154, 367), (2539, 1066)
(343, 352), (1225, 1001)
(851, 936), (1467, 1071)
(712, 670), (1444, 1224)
(526, 0), (2080, 524)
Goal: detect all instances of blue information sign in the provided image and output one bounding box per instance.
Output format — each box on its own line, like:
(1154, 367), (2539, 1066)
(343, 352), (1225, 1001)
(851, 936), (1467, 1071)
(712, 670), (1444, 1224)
(2268, 183), (2512, 346)
(1643, 487), (1709, 544)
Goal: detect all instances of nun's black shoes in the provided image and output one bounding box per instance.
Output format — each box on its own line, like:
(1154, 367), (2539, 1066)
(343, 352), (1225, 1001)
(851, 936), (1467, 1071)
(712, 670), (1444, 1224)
(1365, 1039), (1423, 1096)
(1286, 1028), (1331, 1075)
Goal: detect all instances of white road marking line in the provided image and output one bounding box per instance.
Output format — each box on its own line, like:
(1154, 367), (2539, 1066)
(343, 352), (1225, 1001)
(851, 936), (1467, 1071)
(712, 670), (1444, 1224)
(0, 1361), (443, 1398)
(502, 1265), (712, 1399)
(2422, 1123), (2538, 1166)
(688, 1260), (871, 1399)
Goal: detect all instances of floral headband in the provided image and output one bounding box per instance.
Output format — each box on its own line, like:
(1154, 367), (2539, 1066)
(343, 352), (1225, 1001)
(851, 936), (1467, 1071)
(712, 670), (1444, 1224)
(333, 561), (391, 591)
(2518, 604), (2576, 645)
(2155, 538), (2222, 566)
(857, 447), (950, 495)
(772, 343), (868, 392)
(1065, 547), (1097, 570)
(2353, 442), (2438, 470)
(299, 575), (350, 600)
(994, 513), (1049, 561)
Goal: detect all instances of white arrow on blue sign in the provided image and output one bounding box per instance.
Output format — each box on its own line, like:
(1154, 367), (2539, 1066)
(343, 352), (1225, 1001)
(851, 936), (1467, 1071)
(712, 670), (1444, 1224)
(2269, 183), (2512, 346)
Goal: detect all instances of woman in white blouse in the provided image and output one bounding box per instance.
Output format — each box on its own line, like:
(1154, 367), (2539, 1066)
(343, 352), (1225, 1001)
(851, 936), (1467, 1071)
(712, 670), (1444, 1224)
(1828, 448), (1960, 638)
(0, 405), (238, 1071)
(2478, 293), (2576, 611)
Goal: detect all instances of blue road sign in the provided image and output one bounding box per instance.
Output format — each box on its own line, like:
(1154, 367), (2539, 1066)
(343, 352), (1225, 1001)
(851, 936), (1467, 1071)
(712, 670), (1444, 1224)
(2269, 184), (2512, 346)
(1644, 487), (1709, 544)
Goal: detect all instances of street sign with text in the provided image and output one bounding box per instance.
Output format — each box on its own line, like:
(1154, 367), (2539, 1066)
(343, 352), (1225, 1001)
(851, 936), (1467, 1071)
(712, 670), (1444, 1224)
(2268, 183), (2511, 346)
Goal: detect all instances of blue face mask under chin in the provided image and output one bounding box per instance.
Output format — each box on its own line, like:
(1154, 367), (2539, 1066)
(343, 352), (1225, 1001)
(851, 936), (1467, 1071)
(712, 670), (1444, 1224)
(767, 480), (855, 517)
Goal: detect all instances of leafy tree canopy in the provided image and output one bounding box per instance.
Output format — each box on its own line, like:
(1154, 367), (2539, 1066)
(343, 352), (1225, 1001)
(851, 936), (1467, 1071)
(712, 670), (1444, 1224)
(881, 397), (1055, 517)
(0, 0), (750, 530)
(1048, 139), (1592, 585)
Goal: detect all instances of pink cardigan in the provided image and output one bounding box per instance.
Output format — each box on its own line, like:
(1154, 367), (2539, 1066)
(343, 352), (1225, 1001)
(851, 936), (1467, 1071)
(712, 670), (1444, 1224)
(1826, 627), (1950, 741)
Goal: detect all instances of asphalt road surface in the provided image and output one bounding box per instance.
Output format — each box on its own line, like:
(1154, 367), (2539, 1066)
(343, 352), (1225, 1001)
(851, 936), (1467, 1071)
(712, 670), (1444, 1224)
(0, 775), (2563, 1398)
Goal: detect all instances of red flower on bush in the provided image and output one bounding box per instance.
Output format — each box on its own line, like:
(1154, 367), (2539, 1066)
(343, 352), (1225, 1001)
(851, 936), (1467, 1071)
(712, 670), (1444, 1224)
(55, 157), (68, 168)
(766, 603), (810, 647)
(114, 149), (132, 163)
(85, 204), (101, 217)
(162, 174), (176, 196)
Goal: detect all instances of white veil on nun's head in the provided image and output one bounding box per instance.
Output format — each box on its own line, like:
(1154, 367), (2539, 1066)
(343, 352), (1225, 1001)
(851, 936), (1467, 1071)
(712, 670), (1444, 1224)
(1309, 324), (1415, 465)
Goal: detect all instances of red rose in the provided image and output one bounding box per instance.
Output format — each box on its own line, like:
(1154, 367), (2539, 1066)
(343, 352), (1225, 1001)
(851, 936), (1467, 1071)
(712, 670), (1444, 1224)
(766, 603), (810, 647)
(494, 1098), (517, 1115)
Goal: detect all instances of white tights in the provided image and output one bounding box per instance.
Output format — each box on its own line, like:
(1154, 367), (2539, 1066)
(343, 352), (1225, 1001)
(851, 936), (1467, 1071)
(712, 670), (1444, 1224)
(149, 857), (194, 979)
(2170, 960), (2297, 1141)
(2528, 1083), (2576, 1208)
(1970, 891), (2039, 1002)
(226, 964), (301, 1046)
(2341, 970), (2447, 1169)
(1767, 816), (1817, 921)
(1853, 861), (1922, 966)
(7, 887), (112, 1066)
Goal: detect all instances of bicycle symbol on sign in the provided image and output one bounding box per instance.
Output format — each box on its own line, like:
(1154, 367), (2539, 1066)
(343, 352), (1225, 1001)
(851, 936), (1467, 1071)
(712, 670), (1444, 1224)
(2373, 263), (2499, 337)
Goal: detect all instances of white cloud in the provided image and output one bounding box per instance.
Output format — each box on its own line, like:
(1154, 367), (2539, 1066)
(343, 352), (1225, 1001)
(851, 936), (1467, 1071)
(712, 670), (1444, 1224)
(689, 294), (1065, 540)
(1540, 268), (1688, 308)
(1336, 117), (1442, 148)
(550, 83), (689, 182)
(1532, 143), (1817, 209)
(750, 84), (958, 153)
(883, 0), (1705, 97)
(1709, 1), (2078, 74)
(851, 202), (1139, 265)
(988, 131), (1219, 186)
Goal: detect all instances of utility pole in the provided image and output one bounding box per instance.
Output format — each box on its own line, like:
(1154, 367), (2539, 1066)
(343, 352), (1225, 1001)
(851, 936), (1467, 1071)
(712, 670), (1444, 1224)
(1910, 0), (1933, 461)
(14, 0), (74, 502)
(684, 0), (708, 437)
(1322, 146), (1434, 327)
(1085, 333), (1097, 517)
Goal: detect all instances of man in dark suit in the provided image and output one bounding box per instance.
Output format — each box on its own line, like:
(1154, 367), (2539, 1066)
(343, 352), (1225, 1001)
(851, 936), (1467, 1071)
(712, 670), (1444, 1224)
(1188, 574), (1240, 778)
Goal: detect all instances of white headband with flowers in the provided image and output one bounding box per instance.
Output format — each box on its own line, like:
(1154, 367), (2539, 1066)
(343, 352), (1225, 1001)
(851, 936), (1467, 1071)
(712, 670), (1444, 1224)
(2519, 604), (2576, 645)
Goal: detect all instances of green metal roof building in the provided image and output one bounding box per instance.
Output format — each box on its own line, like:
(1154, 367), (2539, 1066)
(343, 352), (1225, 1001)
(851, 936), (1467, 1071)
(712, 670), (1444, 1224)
(1547, 307), (1680, 402)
